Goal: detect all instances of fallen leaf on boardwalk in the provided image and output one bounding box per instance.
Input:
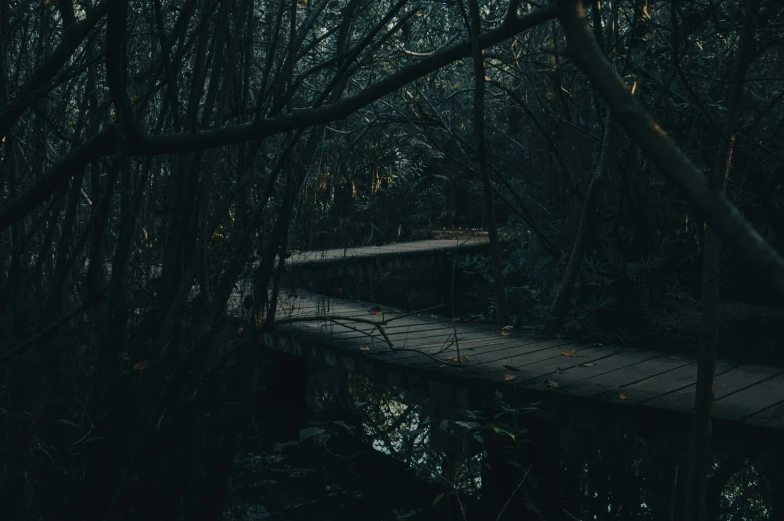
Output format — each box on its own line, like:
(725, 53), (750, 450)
(545, 379), (558, 389)
(360, 346), (370, 351)
(580, 362), (596, 367)
(452, 316), (461, 323)
(452, 355), (469, 363)
(133, 360), (151, 371)
(556, 367), (562, 374)
(504, 371), (517, 381)
(432, 492), (446, 506)
(619, 393), (629, 400)
(368, 306), (383, 315)
(562, 349), (578, 357)
(501, 325), (514, 336)
(394, 309), (401, 313)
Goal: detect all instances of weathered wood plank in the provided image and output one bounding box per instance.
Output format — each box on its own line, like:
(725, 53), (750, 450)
(743, 400), (784, 430)
(556, 356), (696, 398)
(644, 365), (784, 412)
(463, 345), (628, 388)
(598, 362), (715, 405)
(521, 349), (660, 389)
(712, 372), (784, 421)
(407, 338), (577, 371)
(287, 238), (488, 267)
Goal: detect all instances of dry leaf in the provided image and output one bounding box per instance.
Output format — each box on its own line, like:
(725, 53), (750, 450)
(133, 360), (151, 371)
(501, 325), (514, 337)
(504, 371), (517, 381)
(394, 309), (401, 313)
(545, 379), (558, 389)
(619, 393), (629, 400)
(368, 306), (383, 315)
(360, 346), (370, 351)
(562, 349), (578, 357)
(452, 355), (469, 363)
(580, 362), (596, 367)
(452, 316), (461, 323)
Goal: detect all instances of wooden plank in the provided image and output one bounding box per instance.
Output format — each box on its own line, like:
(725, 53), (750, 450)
(470, 345), (628, 386)
(597, 362), (712, 405)
(287, 238), (488, 267)
(712, 372), (784, 421)
(288, 322), (494, 351)
(520, 349), (661, 389)
(387, 335), (568, 367)
(644, 364), (784, 412)
(408, 338), (577, 371)
(466, 338), (583, 369)
(558, 356), (696, 398)
(743, 400), (784, 430)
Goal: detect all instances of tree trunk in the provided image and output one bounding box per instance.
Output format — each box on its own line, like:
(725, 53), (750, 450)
(684, 1), (758, 519)
(467, 0), (506, 326)
(548, 113), (614, 332)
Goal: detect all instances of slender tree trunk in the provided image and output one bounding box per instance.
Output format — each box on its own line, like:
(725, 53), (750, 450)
(467, 0), (506, 326)
(548, 112), (614, 332)
(684, 2), (758, 519)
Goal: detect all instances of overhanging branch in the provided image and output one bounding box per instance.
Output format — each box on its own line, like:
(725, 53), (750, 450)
(557, 0), (784, 293)
(0, 5), (557, 232)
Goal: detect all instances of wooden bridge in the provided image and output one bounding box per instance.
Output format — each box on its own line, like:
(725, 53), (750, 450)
(253, 238), (784, 438)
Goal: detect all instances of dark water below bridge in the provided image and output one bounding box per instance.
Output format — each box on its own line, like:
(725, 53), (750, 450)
(220, 349), (781, 521)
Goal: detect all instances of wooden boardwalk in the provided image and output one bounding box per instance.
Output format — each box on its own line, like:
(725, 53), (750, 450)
(286, 236), (489, 267)
(261, 295), (784, 434)
(239, 239), (784, 434)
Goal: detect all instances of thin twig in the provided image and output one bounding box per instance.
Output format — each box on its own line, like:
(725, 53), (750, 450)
(496, 465), (533, 521)
(272, 314), (397, 350)
(451, 238), (462, 365)
(385, 347), (472, 367)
